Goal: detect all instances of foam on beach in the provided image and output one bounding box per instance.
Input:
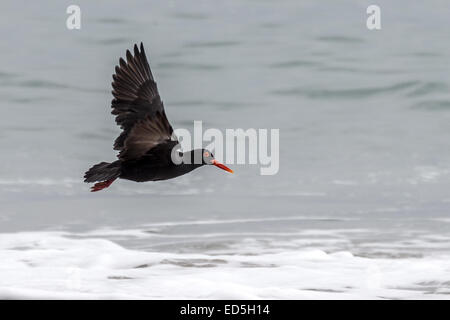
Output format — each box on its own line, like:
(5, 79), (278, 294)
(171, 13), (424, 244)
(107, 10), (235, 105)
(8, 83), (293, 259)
(0, 231), (449, 299)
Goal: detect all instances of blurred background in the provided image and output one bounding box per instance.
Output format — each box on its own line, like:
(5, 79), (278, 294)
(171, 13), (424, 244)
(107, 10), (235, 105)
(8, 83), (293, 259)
(0, 0), (449, 299)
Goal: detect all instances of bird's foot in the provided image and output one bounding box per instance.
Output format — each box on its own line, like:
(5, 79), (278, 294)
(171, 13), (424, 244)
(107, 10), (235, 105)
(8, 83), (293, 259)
(90, 178), (116, 192)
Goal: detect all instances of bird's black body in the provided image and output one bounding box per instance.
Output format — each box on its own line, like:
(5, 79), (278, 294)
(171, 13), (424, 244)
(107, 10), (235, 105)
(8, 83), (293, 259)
(84, 43), (232, 191)
(119, 149), (204, 182)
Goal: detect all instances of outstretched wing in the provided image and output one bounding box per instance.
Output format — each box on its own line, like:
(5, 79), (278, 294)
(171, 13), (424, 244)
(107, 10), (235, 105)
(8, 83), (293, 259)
(111, 42), (170, 153)
(111, 43), (177, 160)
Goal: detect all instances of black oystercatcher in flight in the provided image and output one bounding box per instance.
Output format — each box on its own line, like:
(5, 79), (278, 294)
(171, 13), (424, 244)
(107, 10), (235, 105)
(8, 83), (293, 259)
(84, 43), (233, 192)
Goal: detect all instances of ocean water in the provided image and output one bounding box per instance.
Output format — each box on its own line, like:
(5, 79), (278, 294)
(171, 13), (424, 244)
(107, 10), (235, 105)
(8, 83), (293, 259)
(0, 0), (450, 299)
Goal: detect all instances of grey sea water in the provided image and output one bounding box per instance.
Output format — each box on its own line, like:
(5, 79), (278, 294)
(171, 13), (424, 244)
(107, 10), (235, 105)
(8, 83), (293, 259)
(0, 0), (450, 298)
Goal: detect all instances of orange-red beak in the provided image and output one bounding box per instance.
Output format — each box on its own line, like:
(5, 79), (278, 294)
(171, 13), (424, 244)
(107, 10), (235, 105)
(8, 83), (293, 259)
(211, 159), (233, 173)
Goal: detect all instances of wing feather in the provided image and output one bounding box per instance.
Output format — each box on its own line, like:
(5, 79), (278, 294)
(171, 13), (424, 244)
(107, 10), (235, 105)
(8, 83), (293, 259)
(119, 111), (174, 161)
(110, 43), (174, 158)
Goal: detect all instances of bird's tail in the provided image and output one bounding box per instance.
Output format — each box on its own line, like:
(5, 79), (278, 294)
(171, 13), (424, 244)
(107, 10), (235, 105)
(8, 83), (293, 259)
(84, 161), (121, 192)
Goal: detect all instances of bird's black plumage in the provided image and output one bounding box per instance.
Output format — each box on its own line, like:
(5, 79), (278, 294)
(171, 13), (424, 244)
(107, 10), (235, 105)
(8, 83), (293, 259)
(84, 43), (232, 192)
(111, 43), (171, 153)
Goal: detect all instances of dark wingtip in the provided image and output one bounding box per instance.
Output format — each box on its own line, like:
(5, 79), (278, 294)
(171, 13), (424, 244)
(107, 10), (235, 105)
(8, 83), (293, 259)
(126, 49), (133, 62)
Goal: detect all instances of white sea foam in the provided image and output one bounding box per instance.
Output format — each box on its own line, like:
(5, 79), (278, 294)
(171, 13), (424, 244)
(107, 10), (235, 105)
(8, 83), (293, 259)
(0, 231), (449, 299)
(139, 216), (358, 228)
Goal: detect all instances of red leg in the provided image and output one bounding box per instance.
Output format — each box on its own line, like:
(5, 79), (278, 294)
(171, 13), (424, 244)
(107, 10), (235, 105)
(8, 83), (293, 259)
(90, 178), (116, 192)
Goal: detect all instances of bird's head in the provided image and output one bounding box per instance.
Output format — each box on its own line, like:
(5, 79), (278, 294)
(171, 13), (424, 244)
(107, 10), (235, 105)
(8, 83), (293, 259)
(200, 149), (233, 173)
